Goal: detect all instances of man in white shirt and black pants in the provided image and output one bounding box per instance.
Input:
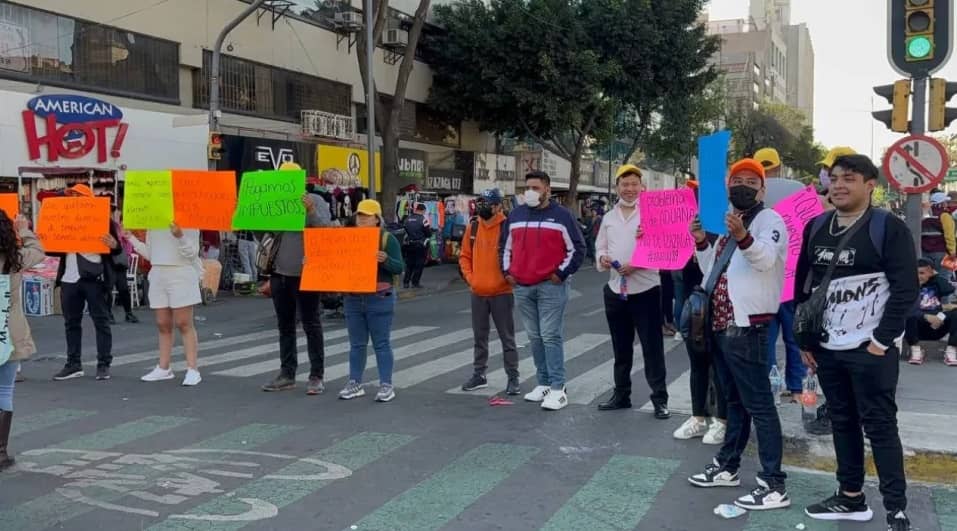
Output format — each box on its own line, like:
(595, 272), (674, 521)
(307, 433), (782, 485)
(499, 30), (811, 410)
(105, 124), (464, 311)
(595, 165), (669, 418)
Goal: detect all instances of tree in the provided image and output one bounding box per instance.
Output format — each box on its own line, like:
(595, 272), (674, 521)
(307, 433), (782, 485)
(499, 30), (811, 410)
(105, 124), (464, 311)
(726, 101), (824, 179)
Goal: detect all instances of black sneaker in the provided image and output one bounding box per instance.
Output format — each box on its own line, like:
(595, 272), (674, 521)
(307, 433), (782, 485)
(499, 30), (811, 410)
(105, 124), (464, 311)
(505, 376), (521, 395)
(688, 459), (741, 488)
(53, 366), (83, 381)
(461, 374), (488, 391)
(654, 403), (671, 419)
(886, 510), (911, 531)
(95, 367), (111, 381)
(805, 491), (873, 522)
(735, 478), (791, 511)
(125, 313), (139, 324)
(108, 314), (116, 325)
(261, 373), (296, 392)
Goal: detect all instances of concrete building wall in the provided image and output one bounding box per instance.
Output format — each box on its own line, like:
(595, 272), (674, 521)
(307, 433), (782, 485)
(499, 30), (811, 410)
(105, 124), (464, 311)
(786, 23), (815, 124)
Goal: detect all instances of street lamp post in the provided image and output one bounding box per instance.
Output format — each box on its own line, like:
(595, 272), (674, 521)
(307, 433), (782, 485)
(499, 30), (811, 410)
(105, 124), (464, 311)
(364, 0), (377, 200)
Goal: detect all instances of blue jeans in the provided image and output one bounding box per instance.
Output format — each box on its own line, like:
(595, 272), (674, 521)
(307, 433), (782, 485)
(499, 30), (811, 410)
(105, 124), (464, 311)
(0, 361), (16, 411)
(514, 281), (570, 389)
(344, 291), (396, 385)
(714, 325), (786, 488)
(767, 301), (806, 393)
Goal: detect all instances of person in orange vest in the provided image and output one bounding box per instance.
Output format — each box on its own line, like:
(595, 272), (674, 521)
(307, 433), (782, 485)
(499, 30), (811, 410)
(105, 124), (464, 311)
(459, 188), (520, 395)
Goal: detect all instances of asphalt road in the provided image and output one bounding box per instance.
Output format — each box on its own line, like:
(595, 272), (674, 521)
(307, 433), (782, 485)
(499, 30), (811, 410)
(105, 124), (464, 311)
(3, 268), (955, 531)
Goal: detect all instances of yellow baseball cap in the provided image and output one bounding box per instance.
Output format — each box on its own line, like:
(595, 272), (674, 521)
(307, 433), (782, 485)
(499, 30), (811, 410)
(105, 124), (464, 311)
(615, 164), (643, 180)
(754, 148), (781, 171)
(356, 199), (382, 216)
(819, 146), (857, 169)
(279, 161), (302, 171)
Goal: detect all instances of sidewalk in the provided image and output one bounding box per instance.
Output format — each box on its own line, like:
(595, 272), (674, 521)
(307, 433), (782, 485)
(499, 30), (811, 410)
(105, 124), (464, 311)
(396, 263), (466, 300)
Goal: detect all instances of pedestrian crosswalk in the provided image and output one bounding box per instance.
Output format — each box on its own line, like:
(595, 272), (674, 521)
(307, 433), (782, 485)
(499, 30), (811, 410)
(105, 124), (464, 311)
(3, 410), (951, 531)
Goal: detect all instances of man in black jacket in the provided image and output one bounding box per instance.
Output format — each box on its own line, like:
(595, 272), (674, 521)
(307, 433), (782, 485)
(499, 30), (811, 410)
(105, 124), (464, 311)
(401, 203), (432, 288)
(795, 155), (918, 531)
(51, 184), (123, 382)
(905, 257), (957, 366)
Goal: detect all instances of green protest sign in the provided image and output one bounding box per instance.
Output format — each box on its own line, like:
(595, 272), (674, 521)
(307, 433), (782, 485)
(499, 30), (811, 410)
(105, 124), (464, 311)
(231, 170), (306, 231)
(123, 170), (174, 229)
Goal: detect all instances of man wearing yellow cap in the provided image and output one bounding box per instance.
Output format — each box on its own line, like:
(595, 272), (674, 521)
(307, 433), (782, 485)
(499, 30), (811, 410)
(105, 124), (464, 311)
(687, 159), (790, 511)
(755, 147), (804, 207)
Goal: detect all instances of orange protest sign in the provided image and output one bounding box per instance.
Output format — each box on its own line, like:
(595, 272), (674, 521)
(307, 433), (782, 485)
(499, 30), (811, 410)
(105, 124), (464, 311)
(172, 170), (237, 230)
(300, 228), (379, 293)
(37, 197), (110, 253)
(0, 194), (18, 220)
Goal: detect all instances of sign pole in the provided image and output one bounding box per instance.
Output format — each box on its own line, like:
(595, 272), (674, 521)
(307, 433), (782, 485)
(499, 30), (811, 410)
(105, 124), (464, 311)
(906, 76), (928, 257)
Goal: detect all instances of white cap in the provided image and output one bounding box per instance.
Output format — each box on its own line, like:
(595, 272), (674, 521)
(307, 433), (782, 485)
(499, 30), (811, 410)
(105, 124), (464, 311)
(930, 192), (949, 205)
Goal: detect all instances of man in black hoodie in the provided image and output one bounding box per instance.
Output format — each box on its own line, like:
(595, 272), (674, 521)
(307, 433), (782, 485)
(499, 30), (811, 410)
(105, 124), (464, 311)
(905, 258), (957, 366)
(795, 154), (918, 531)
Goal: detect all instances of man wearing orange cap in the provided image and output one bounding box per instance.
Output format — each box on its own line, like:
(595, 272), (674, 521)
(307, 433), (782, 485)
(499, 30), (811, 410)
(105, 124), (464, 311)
(51, 184), (123, 382)
(687, 159), (790, 511)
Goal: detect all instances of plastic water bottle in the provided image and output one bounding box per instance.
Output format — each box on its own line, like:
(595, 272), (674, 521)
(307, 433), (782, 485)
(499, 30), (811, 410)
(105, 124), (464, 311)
(769, 365), (783, 406)
(801, 370), (819, 423)
(611, 260), (628, 300)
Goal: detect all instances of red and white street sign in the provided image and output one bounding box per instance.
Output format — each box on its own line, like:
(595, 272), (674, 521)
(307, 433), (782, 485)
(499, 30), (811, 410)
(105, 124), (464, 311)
(882, 135), (950, 194)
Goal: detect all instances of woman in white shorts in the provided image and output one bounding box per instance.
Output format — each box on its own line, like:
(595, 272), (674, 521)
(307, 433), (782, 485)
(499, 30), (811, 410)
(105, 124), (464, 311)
(125, 223), (203, 386)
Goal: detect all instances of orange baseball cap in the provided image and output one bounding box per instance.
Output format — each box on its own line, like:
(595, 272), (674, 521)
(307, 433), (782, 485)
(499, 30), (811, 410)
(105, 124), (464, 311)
(728, 158), (766, 181)
(68, 184), (94, 197)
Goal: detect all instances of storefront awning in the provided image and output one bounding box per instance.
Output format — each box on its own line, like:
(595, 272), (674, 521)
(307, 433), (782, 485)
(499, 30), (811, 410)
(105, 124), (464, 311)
(17, 166), (112, 177)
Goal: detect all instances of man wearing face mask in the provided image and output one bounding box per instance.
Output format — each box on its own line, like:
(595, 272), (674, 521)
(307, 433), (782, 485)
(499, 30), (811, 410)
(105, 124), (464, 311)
(595, 165), (669, 418)
(687, 159), (791, 512)
(459, 189), (520, 394)
(501, 171), (586, 411)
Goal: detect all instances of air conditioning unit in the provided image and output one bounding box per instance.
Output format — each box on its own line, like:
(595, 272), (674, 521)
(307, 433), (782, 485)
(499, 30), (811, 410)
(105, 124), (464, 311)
(334, 11), (362, 28)
(384, 29), (409, 48)
(301, 110), (355, 142)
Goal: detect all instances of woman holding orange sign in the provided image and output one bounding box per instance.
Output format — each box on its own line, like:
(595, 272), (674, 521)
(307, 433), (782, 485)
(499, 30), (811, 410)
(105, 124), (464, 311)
(124, 223), (203, 386)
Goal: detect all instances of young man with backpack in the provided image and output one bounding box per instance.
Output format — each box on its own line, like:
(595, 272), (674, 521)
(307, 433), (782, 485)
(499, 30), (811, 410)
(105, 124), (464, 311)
(795, 154), (918, 531)
(459, 189), (520, 395)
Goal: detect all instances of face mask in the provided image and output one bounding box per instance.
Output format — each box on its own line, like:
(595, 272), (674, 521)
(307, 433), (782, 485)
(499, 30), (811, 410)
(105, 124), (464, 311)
(523, 189), (541, 208)
(618, 198), (636, 208)
(729, 185), (760, 211)
(477, 206), (494, 220)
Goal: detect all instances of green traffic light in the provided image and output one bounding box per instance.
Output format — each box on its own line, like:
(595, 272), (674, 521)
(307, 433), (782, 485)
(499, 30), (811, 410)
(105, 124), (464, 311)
(908, 35), (933, 59)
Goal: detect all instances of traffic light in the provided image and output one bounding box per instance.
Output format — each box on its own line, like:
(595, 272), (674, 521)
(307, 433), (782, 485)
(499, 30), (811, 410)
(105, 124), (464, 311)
(929, 77), (957, 131)
(207, 132), (224, 160)
(873, 79), (912, 133)
(889, 0), (953, 77)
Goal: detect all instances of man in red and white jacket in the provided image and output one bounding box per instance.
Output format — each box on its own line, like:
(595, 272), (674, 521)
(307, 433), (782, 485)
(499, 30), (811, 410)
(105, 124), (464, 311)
(500, 171), (586, 411)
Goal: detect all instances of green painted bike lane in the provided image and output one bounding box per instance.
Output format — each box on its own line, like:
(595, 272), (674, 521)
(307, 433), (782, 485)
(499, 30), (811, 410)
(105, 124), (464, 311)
(11, 408), (97, 438)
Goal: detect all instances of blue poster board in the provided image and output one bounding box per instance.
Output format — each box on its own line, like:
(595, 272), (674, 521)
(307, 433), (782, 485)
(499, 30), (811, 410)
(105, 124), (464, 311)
(698, 130), (732, 235)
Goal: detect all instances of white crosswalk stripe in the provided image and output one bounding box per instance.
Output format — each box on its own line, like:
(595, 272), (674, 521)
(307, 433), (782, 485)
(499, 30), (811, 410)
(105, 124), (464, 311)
(323, 328), (475, 383)
(389, 333), (529, 388)
(93, 328), (282, 368)
(639, 369), (692, 414)
(212, 326), (436, 377)
(446, 333), (610, 397)
(171, 329), (350, 372)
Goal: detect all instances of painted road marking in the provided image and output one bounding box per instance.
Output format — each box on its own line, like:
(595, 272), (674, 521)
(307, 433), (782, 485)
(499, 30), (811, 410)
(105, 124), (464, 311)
(147, 431), (416, 530)
(104, 329), (281, 367)
(214, 326), (436, 378)
(582, 307), (604, 317)
(639, 369), (692, 414)
(565, 342), (642, 406)
(387, 332), (529, 388)
(446, 333), (610, 397)
(57, 416), (195, 451)
(12, 408), (97, 438)
(322, 328), (475, 383)
(348, 443), (538, 531)
(173, 329), (350, 372)
(743, 470), (837, 531)
(541, 455), (679, 531)
(934, 488), (957, 531)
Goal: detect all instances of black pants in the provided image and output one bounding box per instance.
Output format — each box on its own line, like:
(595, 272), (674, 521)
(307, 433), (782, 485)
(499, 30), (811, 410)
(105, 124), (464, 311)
(270, 275), (324, 379)
(659, 271), (675, 324)
(107, 267), (132, 314)
(904, 311), (957, 346)
(815, 345), (907, 512)
(603, 285), (667, 405)
(402, 243), (426, 286)
(62, 280), (113, 369)
(686, 342), (727, 419)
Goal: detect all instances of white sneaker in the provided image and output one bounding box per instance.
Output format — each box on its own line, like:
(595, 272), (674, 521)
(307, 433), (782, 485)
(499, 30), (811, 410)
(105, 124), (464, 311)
(908, 346), (925, 365)
(182, 369), (202, 386)
(673, 332), (684, 341)
(541, 387), (568, 411)
(141, 366), (175, 382)
(524, 385), (550, 403)
(945, 346), (957, 366)
(673, 417), (709, 440)
(702, 420), (726, 445)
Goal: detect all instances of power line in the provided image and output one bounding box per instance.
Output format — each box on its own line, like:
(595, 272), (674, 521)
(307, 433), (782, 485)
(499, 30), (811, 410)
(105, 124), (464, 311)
(284, 16), (322, 76)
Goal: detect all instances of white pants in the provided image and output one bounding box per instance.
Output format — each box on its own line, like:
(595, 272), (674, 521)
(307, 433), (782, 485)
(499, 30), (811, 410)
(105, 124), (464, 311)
(238, 239), (258, 280)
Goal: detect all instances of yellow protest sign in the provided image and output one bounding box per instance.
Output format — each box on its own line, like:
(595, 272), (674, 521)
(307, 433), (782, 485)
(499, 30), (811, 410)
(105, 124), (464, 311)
(300, 228), (379, 293)
(316, 145), (381, 189)
(123, 170), (174, 229)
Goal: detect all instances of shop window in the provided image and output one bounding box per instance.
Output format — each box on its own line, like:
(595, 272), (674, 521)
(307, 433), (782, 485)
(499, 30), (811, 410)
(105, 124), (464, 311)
(0, 2), (180, 102)
(356, 98), (460, 148)
(194, 50), (351, 122)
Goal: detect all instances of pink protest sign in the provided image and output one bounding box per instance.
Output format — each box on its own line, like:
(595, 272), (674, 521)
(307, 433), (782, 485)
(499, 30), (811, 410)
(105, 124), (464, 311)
(774, 186), (824, 302)
(631, 188), (698, 270)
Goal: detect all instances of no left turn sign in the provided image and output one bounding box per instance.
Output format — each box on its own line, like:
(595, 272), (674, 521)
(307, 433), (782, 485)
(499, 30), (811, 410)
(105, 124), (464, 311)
(882, 135), (949, 194)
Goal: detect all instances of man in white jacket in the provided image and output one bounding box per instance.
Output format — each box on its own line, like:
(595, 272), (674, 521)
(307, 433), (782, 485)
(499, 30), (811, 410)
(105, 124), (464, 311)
(686, 158), (790, 512)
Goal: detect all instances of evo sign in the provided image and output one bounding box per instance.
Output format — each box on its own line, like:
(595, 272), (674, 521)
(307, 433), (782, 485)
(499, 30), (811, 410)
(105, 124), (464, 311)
(22, 94), (128, 164)
(255, 146), (295, 169)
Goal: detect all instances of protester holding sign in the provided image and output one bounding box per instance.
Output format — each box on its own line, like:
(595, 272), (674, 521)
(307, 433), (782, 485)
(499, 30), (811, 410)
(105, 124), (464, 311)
(50, 184), (122, 382)
(0, 213), (46, 471)
(594, 165), (669, 419)
(124, 224), (203, 387)
(338, 200), (405, 404)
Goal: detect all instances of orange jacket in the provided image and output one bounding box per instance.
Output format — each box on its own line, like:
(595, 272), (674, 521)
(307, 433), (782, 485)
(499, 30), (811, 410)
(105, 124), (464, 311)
(459, 212), (512, 297)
